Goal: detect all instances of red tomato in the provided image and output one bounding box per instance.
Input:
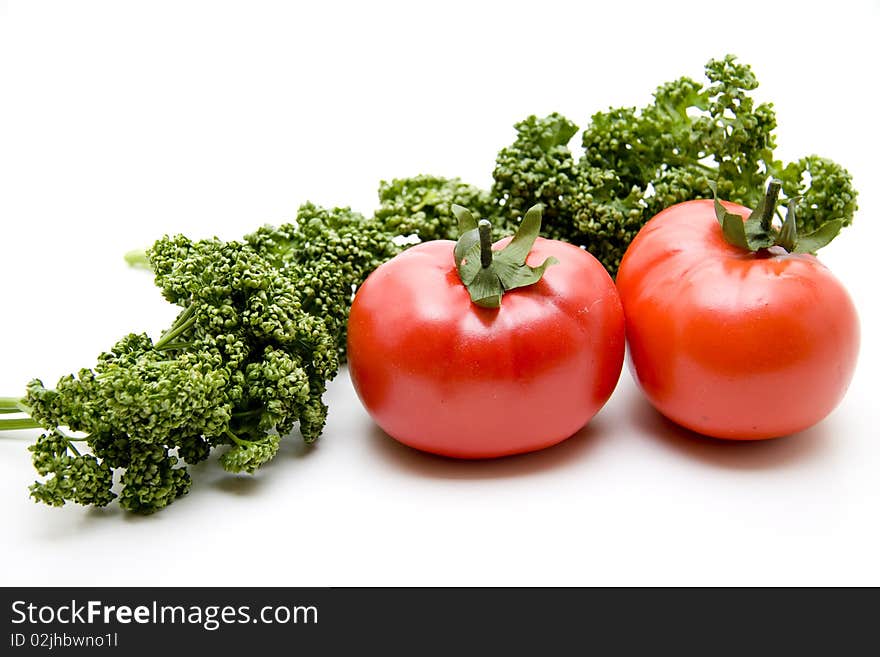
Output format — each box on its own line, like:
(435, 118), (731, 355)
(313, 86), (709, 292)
(616, 199), (859, 440)
(347, 237), (625, 458)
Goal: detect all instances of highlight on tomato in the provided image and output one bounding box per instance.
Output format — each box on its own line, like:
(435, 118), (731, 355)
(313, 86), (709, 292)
(347, 204), (625, 458)
(616, 181), (859, 440)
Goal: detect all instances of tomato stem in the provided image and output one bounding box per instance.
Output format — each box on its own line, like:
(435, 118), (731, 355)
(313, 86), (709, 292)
(478, 220), (493, 268)
(756, 180), (782, 232)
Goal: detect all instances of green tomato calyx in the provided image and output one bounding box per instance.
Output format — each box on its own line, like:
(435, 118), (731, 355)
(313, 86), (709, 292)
(452, 204), (557, 309)
(711, 180), (843, 254)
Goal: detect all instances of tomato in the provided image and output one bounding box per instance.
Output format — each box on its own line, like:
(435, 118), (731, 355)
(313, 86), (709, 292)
(616, 196), (859, 440)
(347, 207), (624, 458)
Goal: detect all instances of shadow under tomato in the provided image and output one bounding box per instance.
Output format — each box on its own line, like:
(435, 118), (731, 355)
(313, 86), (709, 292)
(630, 396), (833, 470)
(367, 418), (605, 480)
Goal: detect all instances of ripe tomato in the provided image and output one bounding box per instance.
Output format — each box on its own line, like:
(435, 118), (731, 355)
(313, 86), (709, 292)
(616, 197), (859, 440)
(347, 207), (624, 458)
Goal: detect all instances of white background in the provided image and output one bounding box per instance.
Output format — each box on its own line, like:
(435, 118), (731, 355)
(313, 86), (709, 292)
(1, 0), (878, 586)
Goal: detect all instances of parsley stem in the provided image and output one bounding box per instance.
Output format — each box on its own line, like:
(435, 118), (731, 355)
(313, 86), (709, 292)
(0, 397), (26, 413)
(225, 428), (248, 447)
(155, 305), (196, 350)
(0, 417), (41, 431)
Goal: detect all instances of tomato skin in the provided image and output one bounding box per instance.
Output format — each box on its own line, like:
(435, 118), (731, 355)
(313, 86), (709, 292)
(616, 199), (860, 440)
(347, 237), (625, 458)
